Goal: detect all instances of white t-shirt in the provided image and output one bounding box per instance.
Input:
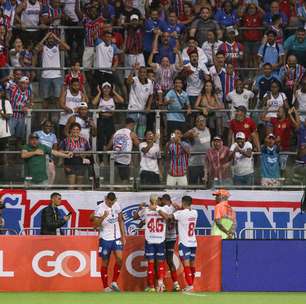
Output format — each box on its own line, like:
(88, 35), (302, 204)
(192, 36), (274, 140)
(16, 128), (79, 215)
(201, 40), (223, 65)
(99, 97), (115, 112)
(94, 39), (118, 73)
(0, 99), (12, 138)
(294, 89), (306, 121)
(173, 208), (198, 247)
(139, 142), (161, 174)
(94, 202), (122, 241)
(128, 77), (153, 111)
(181, 47), (208, 65)
(113, 128), (133, 165)
(185, 62), (209, 96)
(61, 0), (78, 22)
(230, 141), (254, 176)
(42, 45), (61, 79)
(165, 205), (177, 241)
(226, 89), (254, 109)
(139, 206), (168, 244)
(264, 92), (287, 118)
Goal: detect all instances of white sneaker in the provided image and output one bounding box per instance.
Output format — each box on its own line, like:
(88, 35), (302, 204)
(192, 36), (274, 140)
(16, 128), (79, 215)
(183, 285), (193, 292)
(104, 287), (113, 292)
(110, 282), (121, 292)
(173, 281), (181, 291)
(157, 280), (165, 293)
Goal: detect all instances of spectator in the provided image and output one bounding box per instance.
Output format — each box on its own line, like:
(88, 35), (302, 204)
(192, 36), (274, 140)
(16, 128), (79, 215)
(35, 32), (70, 110)
(75, 0), (104, 87)
(260, 133), (281, 187)
(257, 30), (285, 72)
(124, 14), (145, 79)
(94, 30), (119, 89)
(183, 50), (210, 108)
(21, 133), (72, 185)
(92, 82), (124, 156)
(0, 84), (12, 165)
(15, 0), (42, 45)
(182, 36), (208, 66)
(65, 102), (97, 142)
(263, 0), (288, 27)
(228, 105), (260, 151)
(40, 192), (71, 235)
(166, 128), (190, 186)
(8, 76), (33, 150)
(194, 80), (224, 137)
(127, 66), (153, 138)
(139, 130), (162, 185)
(9, 38), (23, 67)
(178, 2), (193, 26)
(229, 132), (254, 185)
(19, 40), (35, 80)
(143, 9), (162, 62)
(164, 77), (191, 138)
(293, 76), (306, 119)
(284, 27), (306, 68)
(201, 30), (223, 67)
(153, 31), (177, 65)
(214, 0), (239, 28)
(64, 60), (85, 92)
(107, 118), (140, 183)
(279, 55), (305, 105)
(205, 136), (232, 188)
(59, 122), (91, 187)
(297, 0), (306, 29)
(59, 78), (87, 140)
(267, 14), (284, 44)
(226, 79), (255, 114)
(190, 6), (220, 46)
(119, 0), (141, 25)
(242, 3), (263, 70)
(184, 115), (211, 185)
(35, 120), (58, 185)
(218, 27), (244, 70)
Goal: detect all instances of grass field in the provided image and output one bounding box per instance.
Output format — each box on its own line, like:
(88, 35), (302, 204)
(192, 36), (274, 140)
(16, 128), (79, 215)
(1, 292), (306, 304)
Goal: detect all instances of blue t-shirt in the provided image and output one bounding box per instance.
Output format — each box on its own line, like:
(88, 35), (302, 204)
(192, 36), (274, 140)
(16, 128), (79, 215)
(214, 9), (239, 27)
(156, 40), (177, 64)
(260, 145), (280, 179)
(257, 43), (285, 65)
(160, 21), (185, 44)
(165, 89), (190, 122)
(263, 12), (288, 26)
(144, 19), (162, 52)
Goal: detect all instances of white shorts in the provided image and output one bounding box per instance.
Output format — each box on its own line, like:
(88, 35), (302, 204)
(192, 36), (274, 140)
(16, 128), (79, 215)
(124, 54), (145, 78)
(82, 47), (95, 69)
(166, 175), (188, 186)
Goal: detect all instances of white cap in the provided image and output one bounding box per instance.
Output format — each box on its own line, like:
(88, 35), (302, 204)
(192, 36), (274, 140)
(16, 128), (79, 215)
(130, 14), (139, 20)
(236, 132), (245, 139)
(79, 102), (88, 108)
(102, 82), (112, 88)
(20, 76), (29, 82)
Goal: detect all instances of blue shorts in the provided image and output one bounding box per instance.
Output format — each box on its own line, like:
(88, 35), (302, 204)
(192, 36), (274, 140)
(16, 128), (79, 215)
(9, 117), (25, 138)
(145, 241), (165, 260)
(98, 238), (123, 260)
(40, 77), (63, 99)
(178, 243), (196, 261)
(165, 240), (176, 259)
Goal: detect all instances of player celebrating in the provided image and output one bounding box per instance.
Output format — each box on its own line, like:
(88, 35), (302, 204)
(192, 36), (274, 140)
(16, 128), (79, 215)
(160, 194), (180, 291)
(160, 195), (198, 292)
(91, 192), (126, 292)
(134, 194), (168, 292)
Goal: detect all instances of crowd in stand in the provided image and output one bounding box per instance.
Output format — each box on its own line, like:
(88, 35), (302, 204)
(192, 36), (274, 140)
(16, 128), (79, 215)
(0, 0), (305, 187)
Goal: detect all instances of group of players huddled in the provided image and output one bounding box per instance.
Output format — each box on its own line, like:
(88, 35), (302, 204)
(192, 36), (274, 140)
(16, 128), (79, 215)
(90, 192), (197, 293)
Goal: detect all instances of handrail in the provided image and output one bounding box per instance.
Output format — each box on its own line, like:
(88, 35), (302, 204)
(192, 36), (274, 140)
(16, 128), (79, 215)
(0, 228), (18, 235)
(239, 227), (306, 239)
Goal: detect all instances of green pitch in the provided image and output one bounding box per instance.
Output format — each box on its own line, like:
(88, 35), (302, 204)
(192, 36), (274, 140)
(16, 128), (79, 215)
(1, 292), (306, 304)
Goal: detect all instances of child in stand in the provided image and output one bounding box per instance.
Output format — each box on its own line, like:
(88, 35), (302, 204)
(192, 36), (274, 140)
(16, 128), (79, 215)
(64, 60), (85, 92)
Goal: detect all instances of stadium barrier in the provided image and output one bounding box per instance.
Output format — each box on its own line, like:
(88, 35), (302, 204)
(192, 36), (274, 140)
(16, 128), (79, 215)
(239, 227), (306, 239)
(0, 189), (305, 239)
(222, 240), (306, 291)
(0, 235), (221, 292)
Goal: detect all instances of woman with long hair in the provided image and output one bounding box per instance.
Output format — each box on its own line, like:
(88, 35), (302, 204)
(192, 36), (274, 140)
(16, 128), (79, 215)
(195, 80), (224, 137)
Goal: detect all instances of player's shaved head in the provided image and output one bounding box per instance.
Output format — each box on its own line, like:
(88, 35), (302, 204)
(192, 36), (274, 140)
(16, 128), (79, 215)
(182, 196), (192, 207)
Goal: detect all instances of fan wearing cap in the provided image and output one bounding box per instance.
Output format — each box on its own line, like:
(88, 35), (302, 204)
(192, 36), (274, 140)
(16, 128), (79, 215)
(228, 105), (260, 152)
(65, 102), (97, 142)
(211, 189), (236, 239)
(260, 133), (281, 187)
(92, 82), (124, 160)
(205, 136), (232, 187)
(59, 78), (88, 140)
(134, 194), (170, 292)
(91, 192), (125, 292)
(21, 133), (73, 185)
(8, 75), (33, 150)
(229, 132), (254, 185)
(0, 84), (12, 165)
(124, 14), (145, 79)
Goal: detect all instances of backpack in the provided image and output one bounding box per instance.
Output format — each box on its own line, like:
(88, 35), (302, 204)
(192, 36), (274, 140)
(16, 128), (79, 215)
(262, 43), (280, 62)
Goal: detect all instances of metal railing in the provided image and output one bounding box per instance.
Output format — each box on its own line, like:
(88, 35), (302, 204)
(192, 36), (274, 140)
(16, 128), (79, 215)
(239, 227), (306, 240)
(19, 227), (98, 235)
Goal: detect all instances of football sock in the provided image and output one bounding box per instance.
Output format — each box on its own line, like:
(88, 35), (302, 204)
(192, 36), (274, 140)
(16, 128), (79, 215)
(100, 266), (108, 288)
(157, 261), (165, 280)
(184, 266), (193, 286)
(147, 261), (155, 287)
(190, 266), (196, 283)
(171, 270), (178, 282)
(112, 263), (121, 282)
